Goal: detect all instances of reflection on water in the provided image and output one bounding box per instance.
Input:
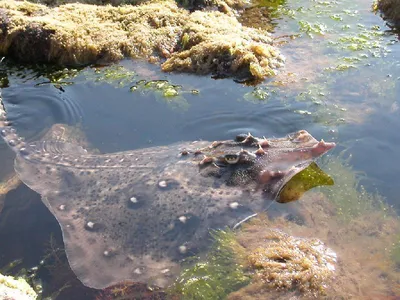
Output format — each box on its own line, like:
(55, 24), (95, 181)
(0, 0), (400, 298)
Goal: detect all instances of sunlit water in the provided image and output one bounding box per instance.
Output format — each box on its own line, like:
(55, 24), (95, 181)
(0, 0), (399, 298)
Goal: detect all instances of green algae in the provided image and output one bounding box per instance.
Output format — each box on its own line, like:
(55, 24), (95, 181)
(333, 26), (388, 55)
(1, 61), (135, 88)
(324, 63), (356, 72)
(319, 153), (390, 221)
(390, 237), (400, 279)
(267, 0), (392, 67)
(243, 86), (273, 101)
(247, 0), (397, 127)
(130, 79), (195, 110)
(0, 259), (45, 299)
(45, 64), (137, 89)
(298, 21), (327, 38)
(257, 0), (286, 10)
(1, 59), (201, 116)
(169, 230), (250, 300)
(278, 162), (334, 203)
(243, 80), (353, 126)
(88, 65), (136, 87)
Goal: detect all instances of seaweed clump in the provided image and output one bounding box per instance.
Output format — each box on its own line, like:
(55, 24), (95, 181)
(247, 229), (336, 295)
(0, 0), (283, 81)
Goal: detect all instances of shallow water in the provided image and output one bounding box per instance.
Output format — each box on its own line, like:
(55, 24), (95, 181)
(0, 0), (399, 298)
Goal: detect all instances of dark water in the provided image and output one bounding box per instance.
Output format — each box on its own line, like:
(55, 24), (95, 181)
(0, 0), (399, 298)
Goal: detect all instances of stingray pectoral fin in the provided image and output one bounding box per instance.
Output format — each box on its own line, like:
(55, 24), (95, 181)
(14, 155), (61, 197)
(16, 156), (208, 289)
(41, 190), (181, 289)
(277, 162), (334, 203)
(13, 144), (220, 289)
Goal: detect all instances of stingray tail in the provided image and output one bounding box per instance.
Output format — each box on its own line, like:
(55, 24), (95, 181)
(0, 89), (28, 155)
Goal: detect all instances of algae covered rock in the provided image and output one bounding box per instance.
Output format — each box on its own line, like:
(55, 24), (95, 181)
(0, 0), (187, 64)
(0, 0), (283, 81)
(0, 273), (37, 300)
(161, 10), (284, 81)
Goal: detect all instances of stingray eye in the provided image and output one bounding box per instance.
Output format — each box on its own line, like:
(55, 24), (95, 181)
(224, 154), (240, 164)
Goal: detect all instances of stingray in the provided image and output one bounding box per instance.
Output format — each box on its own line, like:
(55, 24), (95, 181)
(0, 94), (335, 289)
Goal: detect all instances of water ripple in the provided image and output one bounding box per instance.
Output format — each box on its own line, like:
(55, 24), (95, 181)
(181, 102), (307, 141)
(1, 82), (83, 142)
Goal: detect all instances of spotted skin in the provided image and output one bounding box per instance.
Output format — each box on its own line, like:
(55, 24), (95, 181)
(0, 92), (335, 289)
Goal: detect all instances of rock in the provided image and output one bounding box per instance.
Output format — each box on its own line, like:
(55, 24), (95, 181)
(0, 273), (37, 300)
(377, 0), (400, 28)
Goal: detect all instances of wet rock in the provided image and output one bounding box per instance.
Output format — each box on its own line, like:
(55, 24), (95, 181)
(7, 24), (55, 63)
(377, 0), (400, 28)
(0, 8), (9, 43)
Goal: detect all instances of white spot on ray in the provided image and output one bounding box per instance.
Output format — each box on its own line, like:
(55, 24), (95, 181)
(86, 221), (95, 229)
(178, 245), (187, 254)
(229, 202), (239, 209)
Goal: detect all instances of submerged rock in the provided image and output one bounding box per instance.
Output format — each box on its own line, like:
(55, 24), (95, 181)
(0, 0), (283, 81)
(377, 0), (400, 27)
(0, 273), (37, 300)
